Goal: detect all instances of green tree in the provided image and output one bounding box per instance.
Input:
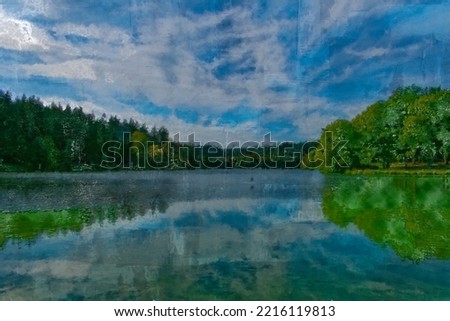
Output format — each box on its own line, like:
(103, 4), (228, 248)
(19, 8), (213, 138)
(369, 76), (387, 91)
(400, 94), (438, 166)
(435, 92), (450, 164)
(0, 91), (169, 172)
(316, 119), (358, 173)
(319, 86), (450, 171)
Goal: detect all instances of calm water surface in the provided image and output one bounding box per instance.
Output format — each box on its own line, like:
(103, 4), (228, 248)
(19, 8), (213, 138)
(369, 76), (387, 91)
(0, 170), (449, 300)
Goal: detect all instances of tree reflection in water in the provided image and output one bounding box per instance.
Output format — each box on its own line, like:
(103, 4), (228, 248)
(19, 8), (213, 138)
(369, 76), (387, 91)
(323, 176), (450, 261)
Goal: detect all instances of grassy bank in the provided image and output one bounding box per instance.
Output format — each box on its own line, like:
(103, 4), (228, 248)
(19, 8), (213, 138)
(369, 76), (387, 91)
(344, 165), (450, 176)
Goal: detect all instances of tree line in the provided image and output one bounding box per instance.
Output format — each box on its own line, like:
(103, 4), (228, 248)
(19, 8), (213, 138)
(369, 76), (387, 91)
(0, 90), (169, 171)
(4, 86), (446, 172)
(0, 90), (309, 171)
(316, 86), (450, 172)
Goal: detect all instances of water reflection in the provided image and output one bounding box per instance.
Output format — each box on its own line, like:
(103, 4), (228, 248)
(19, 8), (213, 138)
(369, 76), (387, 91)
(323, 176), (450, 261)
(0, 171), (449, 300)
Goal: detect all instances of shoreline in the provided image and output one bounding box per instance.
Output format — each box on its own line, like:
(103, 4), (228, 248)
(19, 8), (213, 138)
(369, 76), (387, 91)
(343, 168), (450, 176)
(1, 166), (450, 176)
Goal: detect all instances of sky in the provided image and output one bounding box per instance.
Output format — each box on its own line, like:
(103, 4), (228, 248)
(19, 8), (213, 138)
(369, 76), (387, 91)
(1, 0), (450, 143)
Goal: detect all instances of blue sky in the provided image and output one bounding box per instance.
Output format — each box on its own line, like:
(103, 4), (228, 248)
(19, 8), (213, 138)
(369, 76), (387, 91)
(0, 0), (449, 143)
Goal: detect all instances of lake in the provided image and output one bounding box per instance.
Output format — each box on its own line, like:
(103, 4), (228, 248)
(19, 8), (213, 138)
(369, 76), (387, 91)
(0, 170), (449, 300)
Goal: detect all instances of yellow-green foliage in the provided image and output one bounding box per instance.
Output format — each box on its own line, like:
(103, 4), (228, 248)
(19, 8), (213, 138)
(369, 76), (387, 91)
(317, 86), (450, 171)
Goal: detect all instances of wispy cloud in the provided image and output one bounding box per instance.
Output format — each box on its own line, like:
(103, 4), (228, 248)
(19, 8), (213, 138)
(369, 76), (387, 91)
(24, 59), (97, 80)
(1, 1), (449, 141)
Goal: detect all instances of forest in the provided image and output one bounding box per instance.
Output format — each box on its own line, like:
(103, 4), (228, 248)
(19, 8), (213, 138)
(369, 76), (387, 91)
(0, 90), (304, 171)
(315, 86), (450, 173)
(0, 90), (169, 171)
(1, 86), (449, 172)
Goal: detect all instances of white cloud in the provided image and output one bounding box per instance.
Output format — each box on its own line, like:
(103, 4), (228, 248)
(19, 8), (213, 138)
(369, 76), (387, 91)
(347, 47), (389, 59)
(16, 0), (56, 18)
(296, 111), (336, 139)
(119, 9), (294, 112)
(18, 7), (295, 114)
(298, 0), (395, 49)
(53, 23), (131, 45)
(0, 7), (50, 51)
(23, 59), (97, 80)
